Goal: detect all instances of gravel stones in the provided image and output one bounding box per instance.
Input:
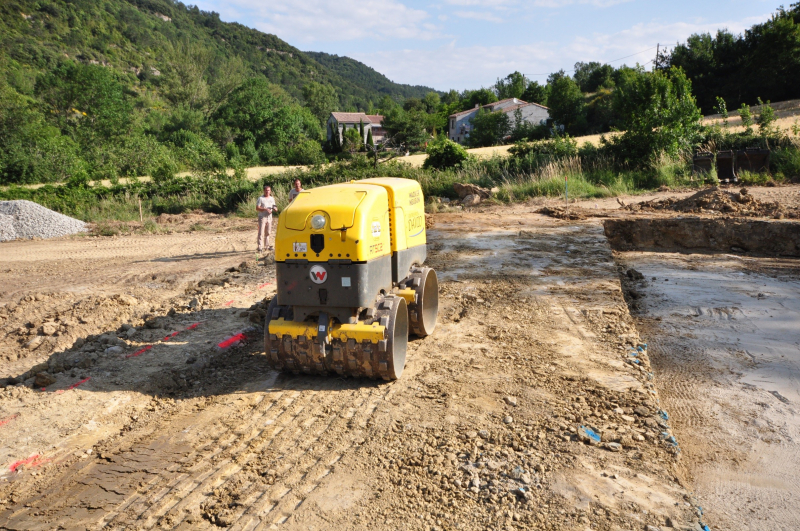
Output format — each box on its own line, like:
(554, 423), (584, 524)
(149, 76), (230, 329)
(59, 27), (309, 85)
(0, 214), (16, 241)
(0, 200), (87, 242)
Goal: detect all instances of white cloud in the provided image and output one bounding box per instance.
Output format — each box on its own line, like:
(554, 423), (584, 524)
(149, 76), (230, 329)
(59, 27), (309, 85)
(454, 10), (504, 22)
(206, 0), (440, 43)
(351, 15), (771, 89)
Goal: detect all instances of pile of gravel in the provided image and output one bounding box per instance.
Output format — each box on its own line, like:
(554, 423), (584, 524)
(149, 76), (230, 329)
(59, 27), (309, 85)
(0, 200), (87, 242)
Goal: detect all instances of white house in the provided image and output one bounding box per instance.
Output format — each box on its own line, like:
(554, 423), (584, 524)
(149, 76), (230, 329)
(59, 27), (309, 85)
(327, 112), (385, 145)
(448, 98), (549, 145)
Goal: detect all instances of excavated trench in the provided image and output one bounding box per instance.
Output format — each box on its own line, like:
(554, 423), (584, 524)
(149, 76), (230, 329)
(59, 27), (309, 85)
(604, 216), (800, 530)
(603, 217), (800, 256)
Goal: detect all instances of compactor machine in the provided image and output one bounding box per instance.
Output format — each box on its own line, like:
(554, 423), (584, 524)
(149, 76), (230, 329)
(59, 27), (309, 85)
(265, 178), (438, 380)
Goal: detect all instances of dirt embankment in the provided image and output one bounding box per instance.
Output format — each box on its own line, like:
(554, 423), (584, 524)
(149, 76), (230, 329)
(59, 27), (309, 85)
(604, 218), (800, 257)
(624, 187), (798, 219)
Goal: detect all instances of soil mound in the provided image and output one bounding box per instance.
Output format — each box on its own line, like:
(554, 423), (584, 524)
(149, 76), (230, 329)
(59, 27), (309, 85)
(629, 187), (796, 218)
(537, 206), (587, 220)
(0, 200), (87, 242)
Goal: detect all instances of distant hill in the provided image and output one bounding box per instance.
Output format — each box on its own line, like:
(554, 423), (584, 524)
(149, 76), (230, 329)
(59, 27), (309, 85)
(0, 0), (429, 110)
(305, 51), (437, 102)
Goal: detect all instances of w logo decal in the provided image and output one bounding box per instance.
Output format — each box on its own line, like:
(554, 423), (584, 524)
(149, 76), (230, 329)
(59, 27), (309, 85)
(309, 265), (328, 284)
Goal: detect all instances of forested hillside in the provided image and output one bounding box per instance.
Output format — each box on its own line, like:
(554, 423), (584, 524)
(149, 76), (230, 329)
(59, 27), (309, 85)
(0, 0), (442, 185)
(305, 52), (435, 103)
(0, 0), (430, 109)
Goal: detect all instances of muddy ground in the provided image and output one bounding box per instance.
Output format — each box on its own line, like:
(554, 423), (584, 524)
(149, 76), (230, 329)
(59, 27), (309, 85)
(0, 185), (798, 530)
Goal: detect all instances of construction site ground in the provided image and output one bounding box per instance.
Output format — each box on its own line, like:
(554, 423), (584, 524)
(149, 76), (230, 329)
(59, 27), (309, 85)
(1, 185), (799, 531)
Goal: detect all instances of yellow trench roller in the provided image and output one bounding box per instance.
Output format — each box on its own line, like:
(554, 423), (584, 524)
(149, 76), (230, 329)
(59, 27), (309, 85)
(264, 178), (438, 380)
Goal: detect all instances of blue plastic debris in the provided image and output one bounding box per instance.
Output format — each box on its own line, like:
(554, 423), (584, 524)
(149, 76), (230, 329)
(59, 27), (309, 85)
(579, 426), (601, 443)
(702, 525), (710, 531)
(659, 410), (669, 421)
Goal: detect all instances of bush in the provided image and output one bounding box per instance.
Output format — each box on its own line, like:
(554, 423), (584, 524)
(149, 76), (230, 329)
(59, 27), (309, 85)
(285, 138), (326, 165)
(423, 139), (470, 170)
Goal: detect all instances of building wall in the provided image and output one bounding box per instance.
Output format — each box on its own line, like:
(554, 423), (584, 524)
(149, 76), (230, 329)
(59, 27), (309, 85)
(513, 105), (549, 127)
(448, 103), (550, 145)
(449, 109), (478, 144)
(326, 116), (379, 144)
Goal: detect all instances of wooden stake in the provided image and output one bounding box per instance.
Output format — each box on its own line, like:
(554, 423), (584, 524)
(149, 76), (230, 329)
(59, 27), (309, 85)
(138, 198), (143, 223)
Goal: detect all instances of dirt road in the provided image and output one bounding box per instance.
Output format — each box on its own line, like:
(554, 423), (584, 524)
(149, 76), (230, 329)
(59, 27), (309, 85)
(2, 187), (799, 530)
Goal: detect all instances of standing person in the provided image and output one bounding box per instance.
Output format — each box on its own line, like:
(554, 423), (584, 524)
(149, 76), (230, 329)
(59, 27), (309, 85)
(256, 185), (277, 253)
(288, 178), (304, 203)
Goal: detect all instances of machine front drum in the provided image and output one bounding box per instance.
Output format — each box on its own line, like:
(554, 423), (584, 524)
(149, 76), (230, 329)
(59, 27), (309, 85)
(383, 296), (408, 380)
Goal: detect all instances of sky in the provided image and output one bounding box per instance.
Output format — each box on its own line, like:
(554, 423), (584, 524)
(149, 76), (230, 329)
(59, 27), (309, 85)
(191, 0), (777, 92)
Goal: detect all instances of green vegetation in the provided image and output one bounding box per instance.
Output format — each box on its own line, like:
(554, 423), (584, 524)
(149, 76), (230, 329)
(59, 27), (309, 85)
(423, 139), (470, 170)
(0, 0), (439, 185)
(666, 4), (800, 113)
(2, 0), (800, 225)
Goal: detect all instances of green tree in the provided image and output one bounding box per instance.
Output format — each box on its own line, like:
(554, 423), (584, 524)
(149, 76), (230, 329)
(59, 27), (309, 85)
(302, 82), (338, 124)
(461, 88), (498, 111)
(547, 76), (586, 134)
(716, 96), (729, 127)
(35, 62), (132, 141)
(468, 107), (511, 147)
(342, 127), (362, 152)
(0, 82), (87, 185)
(495, 72), (527, 99)
(366, 127), (374, 149)
(423, 138), (470, 169)
(382, 108), (429, 148)
(573, 62), (615, 93)
(611, 67), (702, 163)
(522, 81), (548, 105)
(739, 103), (754, 135)
(756, 97), (777, 136)
(423, 91), (441, 112)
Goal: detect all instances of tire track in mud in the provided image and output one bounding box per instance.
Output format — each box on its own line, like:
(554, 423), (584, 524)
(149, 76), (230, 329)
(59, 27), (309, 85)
(0, 370), (395, 531)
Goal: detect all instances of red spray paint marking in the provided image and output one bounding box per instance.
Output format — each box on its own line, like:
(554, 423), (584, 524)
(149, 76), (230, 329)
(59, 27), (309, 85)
(0, 414), (19, 428)
(126, 345), (152, 359)
(244, 291), (253, 297)
(223, 300), (235, 307)
(123, 323), (200, 360)
(162, 331), (181, 342)
(68, 377), (91, 390)
(9, 455), (48, 472)
(258, 282), (272, 290)
(217, 333), (246, 349)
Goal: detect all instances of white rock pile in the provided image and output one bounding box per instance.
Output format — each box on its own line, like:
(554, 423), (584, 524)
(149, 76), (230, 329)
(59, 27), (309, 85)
(0, 200), (87, 242)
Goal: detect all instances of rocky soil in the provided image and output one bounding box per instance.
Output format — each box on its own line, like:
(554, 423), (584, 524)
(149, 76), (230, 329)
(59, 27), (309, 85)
(625, 187), (798, 219)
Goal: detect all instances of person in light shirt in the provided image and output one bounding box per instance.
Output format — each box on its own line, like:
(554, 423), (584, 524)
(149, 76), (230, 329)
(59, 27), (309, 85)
(288, 178), (304, 202)
(256, 185), (277, 253)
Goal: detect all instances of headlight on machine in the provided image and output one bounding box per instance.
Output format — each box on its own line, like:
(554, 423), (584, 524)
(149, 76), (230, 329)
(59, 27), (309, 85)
(311, 215), (326, 230)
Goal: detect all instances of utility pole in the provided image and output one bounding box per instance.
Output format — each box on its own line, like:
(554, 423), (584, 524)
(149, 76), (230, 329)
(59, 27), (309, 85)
(654, 43), (659, 71)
